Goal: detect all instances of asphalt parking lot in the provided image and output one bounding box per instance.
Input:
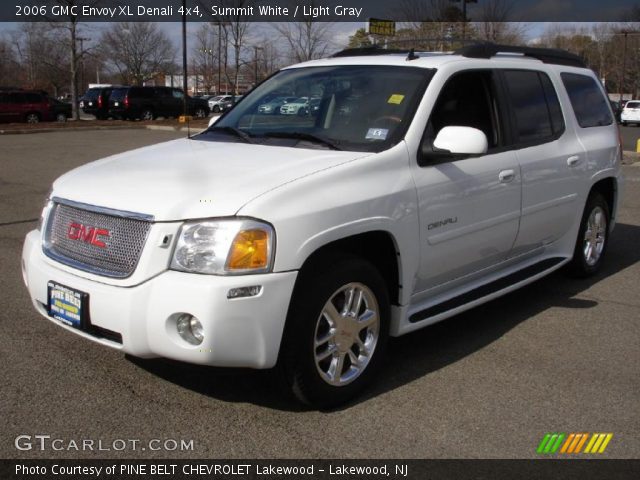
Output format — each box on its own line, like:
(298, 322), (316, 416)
(0, 129), (638, 459)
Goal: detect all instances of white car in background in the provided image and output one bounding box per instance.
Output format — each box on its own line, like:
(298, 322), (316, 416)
(620, 100), (640, 126)
(208, 95), (233, 113)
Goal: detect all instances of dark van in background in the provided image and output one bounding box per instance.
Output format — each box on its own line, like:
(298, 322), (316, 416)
(108, 86), (209, 120)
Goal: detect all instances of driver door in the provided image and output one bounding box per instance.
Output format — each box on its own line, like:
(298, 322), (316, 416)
(410, 69), (522, 296)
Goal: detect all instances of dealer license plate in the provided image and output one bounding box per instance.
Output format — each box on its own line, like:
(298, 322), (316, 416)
(47, 282), (87, 329)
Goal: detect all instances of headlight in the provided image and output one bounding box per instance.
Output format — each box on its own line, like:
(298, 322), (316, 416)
(37, 191), (54, 232)
(170, 218), (275, 275)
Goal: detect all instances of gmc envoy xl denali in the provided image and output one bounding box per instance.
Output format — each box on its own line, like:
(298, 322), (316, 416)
(23, 44), (622, 408)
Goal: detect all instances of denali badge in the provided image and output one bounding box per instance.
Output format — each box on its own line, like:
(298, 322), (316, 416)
(67, 222), (110, 248)
(428, 217), (458, 230)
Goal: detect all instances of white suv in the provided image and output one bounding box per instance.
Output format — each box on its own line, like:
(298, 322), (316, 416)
(22, 44), (623, 408)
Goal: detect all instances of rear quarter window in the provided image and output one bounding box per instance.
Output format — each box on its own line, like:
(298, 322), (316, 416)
(561, 73), (612, 128)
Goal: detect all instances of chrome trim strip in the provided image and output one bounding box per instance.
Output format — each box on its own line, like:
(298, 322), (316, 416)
(52, 197), (154, 222)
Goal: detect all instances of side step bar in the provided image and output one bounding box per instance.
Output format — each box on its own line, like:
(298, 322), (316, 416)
(409, 257), (566, 323)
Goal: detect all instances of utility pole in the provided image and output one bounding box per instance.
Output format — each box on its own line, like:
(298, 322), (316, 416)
(253, 46), (263, 87)
(217, 22), (223, 94)
(181, 0), (188, 115)
(621, 31), (629, 103)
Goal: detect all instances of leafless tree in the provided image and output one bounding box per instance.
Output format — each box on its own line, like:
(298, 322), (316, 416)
(192, 23), (219, 93)
(14, 23), (69, 95)
(271, 20), (335, 63)
(473, 0), (528, 44)
(100, 22), (176, 86)
(42, 0), (100, 119)
(0, 37), (20, 87)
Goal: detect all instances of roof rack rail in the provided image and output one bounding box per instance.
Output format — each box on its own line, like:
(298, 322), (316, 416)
(454, 43), (586, 68)
(332, 46), (411, 58)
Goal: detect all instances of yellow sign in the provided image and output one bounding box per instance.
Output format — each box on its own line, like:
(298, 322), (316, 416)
(369, 19), (396, 37)
(388, 94), (405, 105)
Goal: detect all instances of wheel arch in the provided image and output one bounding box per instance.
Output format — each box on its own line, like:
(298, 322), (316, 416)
(589, 176), (618, 230)
(293, 230), (402, 308)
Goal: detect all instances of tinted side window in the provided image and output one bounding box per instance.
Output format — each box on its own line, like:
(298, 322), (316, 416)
(9, 93), (26, 104)
(24, 93), (43, 103)
(539, 74), (565, 135)
(503, 70), (554, 143)
(561, 73), (612, 128)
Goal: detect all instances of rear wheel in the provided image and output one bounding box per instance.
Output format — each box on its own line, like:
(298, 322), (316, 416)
(194, 107), (207, 118)
(278, 254), (389, 409)
(212, 105), (220, 113)
(140, 108), (154, 121)
(567, 192), (610, 277)
(55, 113), (67, 122)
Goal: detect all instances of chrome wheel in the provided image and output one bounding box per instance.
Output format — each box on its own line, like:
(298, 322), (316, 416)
(583, 206), (607, 266)
(26, 113), (39, 123)
(194, 108), (206, 118)
(314, 282), (380, 387)
(141, 109), (154, 121)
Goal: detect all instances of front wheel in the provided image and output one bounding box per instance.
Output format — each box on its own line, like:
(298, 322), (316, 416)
(567, 192), (610, 277)
(55, 113), (67, 122)
(140, 108), (154, 121)
(25, 113), (40, 124)
(193, 107), (207, 119)
(278, 255), (389, 409)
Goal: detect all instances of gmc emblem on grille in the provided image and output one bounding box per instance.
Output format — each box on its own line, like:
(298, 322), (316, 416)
(67, 222), (110, 248)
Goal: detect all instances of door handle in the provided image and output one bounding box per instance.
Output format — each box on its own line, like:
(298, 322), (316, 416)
(567, 155), (581, 167)
(499, 169), (516, 183)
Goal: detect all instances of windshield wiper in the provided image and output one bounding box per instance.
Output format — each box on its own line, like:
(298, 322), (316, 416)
(263, 131), (342, 150)
(207, 126), (255, 144)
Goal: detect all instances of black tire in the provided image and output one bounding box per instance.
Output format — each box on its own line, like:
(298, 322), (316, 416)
(278, 254), (389, 409)
(140, 108), (154, 121)
(212, 105), (220, 113)
(567, 192), (610, 278)
(194, 107), (206, 119)
(55, 113), (67, 122)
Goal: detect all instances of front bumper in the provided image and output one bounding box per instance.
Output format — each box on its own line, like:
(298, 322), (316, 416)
(22, 230), (297, 369)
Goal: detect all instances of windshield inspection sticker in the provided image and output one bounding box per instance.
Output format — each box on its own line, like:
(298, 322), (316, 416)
(366, 128), (389, 140)
(388, 94), (405, 104)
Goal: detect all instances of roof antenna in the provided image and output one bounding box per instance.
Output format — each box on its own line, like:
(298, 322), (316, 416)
(406, 48), (419, 61)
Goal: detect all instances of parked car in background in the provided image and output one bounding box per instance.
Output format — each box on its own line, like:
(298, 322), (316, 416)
(81, 86), (119, 120)
(257, 96), (297, 114)
(108, 86), (209, 120)
(609, 100), (622, 123)
(279, 97), (310, 115)
(620, 100), (640, 126)
(208, 95), (233, 113)
(0, 89), (51, 123)
(48, 98), (72, 122)
(218, 95), (244, 113)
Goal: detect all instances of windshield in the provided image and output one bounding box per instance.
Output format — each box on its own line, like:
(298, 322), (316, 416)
(200, 65), (433, 152)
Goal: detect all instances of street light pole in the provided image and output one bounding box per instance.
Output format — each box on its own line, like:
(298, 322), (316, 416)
(217, 22), (222, 94)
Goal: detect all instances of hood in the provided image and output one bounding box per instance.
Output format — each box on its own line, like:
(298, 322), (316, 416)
(52, 138), (367, 221)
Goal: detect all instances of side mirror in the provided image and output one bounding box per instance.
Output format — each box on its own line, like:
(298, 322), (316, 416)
(433, 126), (488, 155)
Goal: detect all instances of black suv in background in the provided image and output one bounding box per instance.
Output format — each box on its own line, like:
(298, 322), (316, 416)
(108, 86), (209, 120)
(81, 86), (118, 119)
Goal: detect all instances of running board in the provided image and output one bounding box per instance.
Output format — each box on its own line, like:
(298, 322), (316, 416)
(409, 257), (566, 323)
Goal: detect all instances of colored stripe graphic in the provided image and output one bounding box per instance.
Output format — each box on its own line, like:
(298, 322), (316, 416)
(538, 433), (613, 454)
(537, 433), (565, 454)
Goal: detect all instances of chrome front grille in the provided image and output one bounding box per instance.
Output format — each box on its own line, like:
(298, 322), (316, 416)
(43, 199), (153, 278)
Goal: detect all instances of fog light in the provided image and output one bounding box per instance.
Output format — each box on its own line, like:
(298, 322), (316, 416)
(227, 285), (262, 299)
(176, 314), (204, 345)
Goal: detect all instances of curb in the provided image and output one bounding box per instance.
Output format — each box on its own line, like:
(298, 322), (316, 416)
(623, 151), (639, 165)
